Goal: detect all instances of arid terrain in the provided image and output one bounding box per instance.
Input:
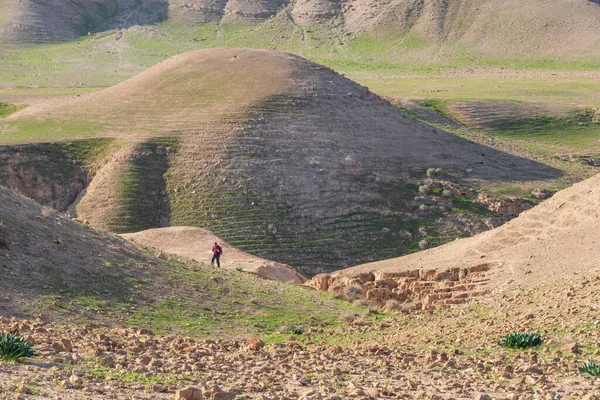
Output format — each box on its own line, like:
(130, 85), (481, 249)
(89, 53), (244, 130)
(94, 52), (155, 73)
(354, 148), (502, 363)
(1, 0), (600, 399)
(0, 48), (562, 275)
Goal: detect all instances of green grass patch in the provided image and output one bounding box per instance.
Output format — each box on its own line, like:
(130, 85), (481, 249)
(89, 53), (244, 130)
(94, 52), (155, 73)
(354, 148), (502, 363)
(498, 332), (543, 349)
(0, 118), (103, 144)
(484, 110), (600, 149)
(0, 103), (26, 118)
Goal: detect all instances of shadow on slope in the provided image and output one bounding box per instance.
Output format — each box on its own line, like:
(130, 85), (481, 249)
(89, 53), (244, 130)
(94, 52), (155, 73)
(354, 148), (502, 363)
(0, 187), (353, 337)
(0, 0), (169, 44)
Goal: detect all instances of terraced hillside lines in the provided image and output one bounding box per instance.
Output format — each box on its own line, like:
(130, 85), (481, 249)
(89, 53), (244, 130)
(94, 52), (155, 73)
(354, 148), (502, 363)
(446, 101), (600, 151)
(312, 172), (600, 308)
(11, 49), (295, 134)
(0, 49), (564, 275)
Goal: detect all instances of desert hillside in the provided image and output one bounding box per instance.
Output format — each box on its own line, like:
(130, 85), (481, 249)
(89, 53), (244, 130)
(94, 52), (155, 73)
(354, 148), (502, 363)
(0, 185), (348, 335)
(2, 185), (600, 399)
(309, 172), (600, 309)
(2, 0), (600, 60)
(121, 226), (307, 284)
(0, 49), (558, 275)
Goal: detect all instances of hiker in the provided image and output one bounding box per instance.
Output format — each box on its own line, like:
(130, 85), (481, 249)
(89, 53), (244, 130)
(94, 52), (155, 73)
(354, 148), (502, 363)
(211, 242), (223, 268)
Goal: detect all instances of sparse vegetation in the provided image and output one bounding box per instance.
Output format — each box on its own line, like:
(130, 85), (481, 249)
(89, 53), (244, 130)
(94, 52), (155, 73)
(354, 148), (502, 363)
(0, 103), (23, 119)
(579, 360), (600, 377)
(0, 333), (35, 362)
(384, 299), (403, 312)
(426, 168), (442, 179)
(344, 285), (364, 302)
(498, 332), (543, 349)
(339, 310), (361, 324)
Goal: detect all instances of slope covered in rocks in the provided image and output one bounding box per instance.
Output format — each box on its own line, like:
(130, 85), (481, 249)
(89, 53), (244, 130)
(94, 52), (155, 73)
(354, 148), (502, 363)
(0, 49), (558, 275)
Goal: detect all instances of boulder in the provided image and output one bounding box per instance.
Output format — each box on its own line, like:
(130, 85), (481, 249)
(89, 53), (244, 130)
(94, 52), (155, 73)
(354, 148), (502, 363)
(174, 387), (203, 400)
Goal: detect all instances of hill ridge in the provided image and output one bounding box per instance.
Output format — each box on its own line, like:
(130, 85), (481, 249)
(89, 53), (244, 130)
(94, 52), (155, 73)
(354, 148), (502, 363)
(2, 0), (600, 60)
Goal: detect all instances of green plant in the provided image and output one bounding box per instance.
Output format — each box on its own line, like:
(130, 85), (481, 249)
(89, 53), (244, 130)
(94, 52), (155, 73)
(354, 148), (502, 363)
(579, 360), (600, 377)
(498, 332), (543, 349)
(0, 333), (36, 362)
(290, 328), (303, 335)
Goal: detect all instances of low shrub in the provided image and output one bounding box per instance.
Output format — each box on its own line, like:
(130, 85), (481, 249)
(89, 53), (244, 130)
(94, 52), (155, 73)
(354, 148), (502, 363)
(426, 168), (442, 179)
(352, 298), (372, 308)
(344, 285), (363, 302)
(0, 333), (36, 362)
(339, 310), (360, 324)
(579, 360), (600, 377)
(498, 332), (543, 349)
(384, 299), (403, 312)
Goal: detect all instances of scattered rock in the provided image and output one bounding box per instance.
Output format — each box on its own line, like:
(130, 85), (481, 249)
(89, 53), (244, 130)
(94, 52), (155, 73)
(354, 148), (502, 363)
(174, 387), (203, 400)
(68, 374), (83, 388)
(246, 338), (264, 351)
(562, 342), (579, 354)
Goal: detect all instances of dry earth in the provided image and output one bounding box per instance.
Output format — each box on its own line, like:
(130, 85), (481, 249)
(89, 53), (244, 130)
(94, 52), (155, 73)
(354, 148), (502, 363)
(1, 171), (600, 400)
(2, 269), (600, 399)
(121, 227), (307, 284)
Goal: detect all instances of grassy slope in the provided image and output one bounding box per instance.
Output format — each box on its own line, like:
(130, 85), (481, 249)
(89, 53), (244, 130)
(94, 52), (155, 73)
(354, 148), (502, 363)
(1, 18), (599, 154)
(0, 187), (357, 340)
(0, 16), (598, 274)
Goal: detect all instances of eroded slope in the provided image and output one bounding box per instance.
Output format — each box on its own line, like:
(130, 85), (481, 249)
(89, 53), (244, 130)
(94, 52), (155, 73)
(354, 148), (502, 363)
(2, 0), (600, 60)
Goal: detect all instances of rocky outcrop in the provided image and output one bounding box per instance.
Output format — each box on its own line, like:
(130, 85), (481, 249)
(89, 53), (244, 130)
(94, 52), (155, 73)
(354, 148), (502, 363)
(291, 0), (342, 25)
(476, 193), (534, 217)
(222, 0), (289, 23)
(0, 145), (90, 212)
(308, 262), (501, 310)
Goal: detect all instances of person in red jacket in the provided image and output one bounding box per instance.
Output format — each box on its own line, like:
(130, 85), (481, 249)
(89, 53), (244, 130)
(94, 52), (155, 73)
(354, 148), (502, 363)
(211, 242), (223, 268)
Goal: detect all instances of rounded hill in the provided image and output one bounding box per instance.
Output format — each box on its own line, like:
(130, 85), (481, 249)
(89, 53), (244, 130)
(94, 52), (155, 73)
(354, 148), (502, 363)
(0, 49), (558, 275)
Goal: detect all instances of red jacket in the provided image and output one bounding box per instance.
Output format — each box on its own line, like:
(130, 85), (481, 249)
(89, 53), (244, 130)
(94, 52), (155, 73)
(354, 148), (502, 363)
(212, 245), (222, 256)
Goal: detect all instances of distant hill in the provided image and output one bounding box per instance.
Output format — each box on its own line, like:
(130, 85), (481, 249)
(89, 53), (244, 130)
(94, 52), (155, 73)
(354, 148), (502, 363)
(0, 49), (558, 275)
(2, 0), (600, 60)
